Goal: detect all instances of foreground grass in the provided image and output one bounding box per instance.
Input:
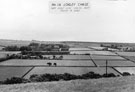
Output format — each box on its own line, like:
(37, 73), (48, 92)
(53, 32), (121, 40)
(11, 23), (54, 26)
(1, 76), (135, 92)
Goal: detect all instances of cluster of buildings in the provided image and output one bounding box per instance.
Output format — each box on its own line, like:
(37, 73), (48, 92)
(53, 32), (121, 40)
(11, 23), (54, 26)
(101, 44), (135, 52)
(29, 43), (69, 51)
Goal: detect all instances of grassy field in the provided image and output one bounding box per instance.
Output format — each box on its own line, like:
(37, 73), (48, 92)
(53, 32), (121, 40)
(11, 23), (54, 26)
(88, 46), (106, 50)
(0, 39), (30, 46)
(124, 56), (135, 61)
(90, 55), (125, 60)
(70, 50), (117, 55)
(93, 60), (135, 67)
(1, 76), (135, 92)
(0, 59), (95, 66)
(43, 55), (91, 60)
(0, 67), (32, 81)
(69, 47), (93, 51)
(89, 51), (117, 55)
(0, 51), (21, 58)
(116, 67), (135, 74)
(24, 67), (120, 79)
(70, 51), (91, 54)
(116, 52), (135, 56)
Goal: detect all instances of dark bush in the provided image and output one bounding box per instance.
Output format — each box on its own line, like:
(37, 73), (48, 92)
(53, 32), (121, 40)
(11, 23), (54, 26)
(21, 51), (70, 55)
(85, 53), (90, 55)
(4, 46), (20, 51)
(61, 73), (78, 80)
(122, 72), (131, 76)
(29, 72), (116, 83)
(19, 46), (32, 51)
(3, 77), (28, 84)
(82, 72), (101, 79)
(3, 72), (118, 84)
(102, 73), (116, 77)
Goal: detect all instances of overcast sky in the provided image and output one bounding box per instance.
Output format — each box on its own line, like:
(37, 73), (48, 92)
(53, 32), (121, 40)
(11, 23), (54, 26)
(0, 0), (135, 42)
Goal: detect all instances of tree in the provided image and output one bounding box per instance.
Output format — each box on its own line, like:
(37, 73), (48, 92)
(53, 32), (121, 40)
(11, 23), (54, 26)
(19, 46), (32, 51)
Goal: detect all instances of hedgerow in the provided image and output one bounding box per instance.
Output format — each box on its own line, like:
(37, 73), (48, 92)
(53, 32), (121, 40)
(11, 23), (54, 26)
(2, 71), (131, 84)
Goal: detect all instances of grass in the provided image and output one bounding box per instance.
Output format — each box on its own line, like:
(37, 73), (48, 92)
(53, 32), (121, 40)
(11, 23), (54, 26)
(117, 52), (135, 56)
(0, 59), (95, 66)
(93, 60), (135, 67)
(90, 55), (125, 60)
(1, 76), (135, 92)
(0, 67), (32, 81)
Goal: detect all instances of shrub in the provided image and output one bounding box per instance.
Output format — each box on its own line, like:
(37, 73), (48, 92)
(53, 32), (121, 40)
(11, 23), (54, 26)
(3, 72), (118, 84)
(29, 72), (116, 83)
(29, 74), (43, 82)
(82, 72), (101, 79)
(102, 73), (116, 77)
(61, 73), (78, 80)
(122, 72), (131, 76)
(3, 77), (28, 84)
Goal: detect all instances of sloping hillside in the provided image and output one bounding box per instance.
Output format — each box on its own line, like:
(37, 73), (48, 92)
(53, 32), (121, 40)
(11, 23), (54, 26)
(1, 76), (135, 92)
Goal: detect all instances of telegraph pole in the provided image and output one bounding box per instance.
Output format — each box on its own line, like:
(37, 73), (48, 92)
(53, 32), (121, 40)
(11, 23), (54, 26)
(106, 60), (108, 77)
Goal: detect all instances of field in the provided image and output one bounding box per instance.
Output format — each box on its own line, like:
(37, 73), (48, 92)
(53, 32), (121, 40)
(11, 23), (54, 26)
(0, 67), (32, 81)
(89, 51), (117, 55)
(43, 55), (91, 60)
(0, 45), (135, 81)
(88, 46), (105, 50)
(0, 51), (21, 58)
(24, 67), (120, 79)
(0, 59), (95, 66)
(93, 60), (135, 67)
(70, 50), (117, 55)
(69, 48), (94, 51)
(90, 55), (125, 60)
(70, 51), (91, 54)
(0, 39), (30, 46)
(116, 52), (135, 56)
(124, 56), (135, 61)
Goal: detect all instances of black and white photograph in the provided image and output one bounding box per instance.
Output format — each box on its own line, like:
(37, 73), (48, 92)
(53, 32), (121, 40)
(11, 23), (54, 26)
(0, 0), (135, 92)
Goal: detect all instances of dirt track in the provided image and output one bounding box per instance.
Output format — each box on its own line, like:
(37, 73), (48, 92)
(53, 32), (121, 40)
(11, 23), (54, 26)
(1, 76), (135, 92)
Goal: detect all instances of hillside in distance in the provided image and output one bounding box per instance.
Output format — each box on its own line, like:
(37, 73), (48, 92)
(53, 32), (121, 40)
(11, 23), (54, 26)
(0, 39), (135, 47)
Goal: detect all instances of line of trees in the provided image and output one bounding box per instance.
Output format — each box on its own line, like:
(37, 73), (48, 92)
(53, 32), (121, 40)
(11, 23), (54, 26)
(3, 46), (32, 51)
(21, 51), (70, 55)
(1, 71), (131, 84)
(9, 54), (64, 60)
(3, 43), (70, 52)
(29, 72), (118, 82)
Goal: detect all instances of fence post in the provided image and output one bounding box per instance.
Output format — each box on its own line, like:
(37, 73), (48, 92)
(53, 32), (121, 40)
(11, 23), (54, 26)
(106, 60), (108, 76)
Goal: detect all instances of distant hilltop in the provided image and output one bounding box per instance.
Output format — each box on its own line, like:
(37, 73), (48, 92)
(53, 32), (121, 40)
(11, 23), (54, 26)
(0, 39), (62, 47)
(0, 39), (135, 47)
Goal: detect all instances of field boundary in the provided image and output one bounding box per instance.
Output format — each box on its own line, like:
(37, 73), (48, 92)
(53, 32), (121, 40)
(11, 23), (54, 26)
(116, 54), (135, 65)
(0, 65), (135, 67)
(89, 55), (97, 67)
(21, 66), (35, 78)
(111, 67), (123, 76)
